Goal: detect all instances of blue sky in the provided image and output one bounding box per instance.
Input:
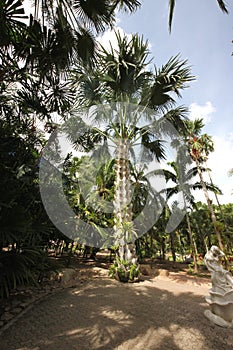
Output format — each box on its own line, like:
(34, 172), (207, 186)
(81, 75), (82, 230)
(23, 1), (233, 204)
(99, 0), (233, 204)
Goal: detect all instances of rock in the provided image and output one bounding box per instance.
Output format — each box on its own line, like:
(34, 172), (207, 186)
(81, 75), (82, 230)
(158, 269), (169, 277)
(140, 265), (153, 276)
(58, 268), (76, 285)
(0, 320), (4, 327)
(49, 271), (58, 281)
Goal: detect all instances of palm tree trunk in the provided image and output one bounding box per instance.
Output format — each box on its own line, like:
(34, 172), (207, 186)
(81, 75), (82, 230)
(206, 164), (227, 229)
(170, 231), (176, 262)
(181, 190), (198, 272)
(185, 213), (198, 273)
(177, 229), (184, 261)
(192, 217), (206, 256)
(161, 236), (166, 260)
(196, 159), (224, 251)
(113, 138), (134, 262)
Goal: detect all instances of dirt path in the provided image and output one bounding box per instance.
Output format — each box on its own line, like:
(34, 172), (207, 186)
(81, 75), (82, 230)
(0, 267), (232, 350)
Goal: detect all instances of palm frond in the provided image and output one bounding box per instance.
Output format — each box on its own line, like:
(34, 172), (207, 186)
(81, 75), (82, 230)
(141, 131), (167, 161)
(0, 0), (28, 47)
(110, 0), (141, 13)
(168, 0), (175, 32)
(74, 0), (114, 32)
(168, 0), (228, 32)
(148, 55), (194, 111)
(217, 0), (228, 13)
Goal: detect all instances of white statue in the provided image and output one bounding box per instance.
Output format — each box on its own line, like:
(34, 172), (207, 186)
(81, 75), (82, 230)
(204, 245), (233, 328)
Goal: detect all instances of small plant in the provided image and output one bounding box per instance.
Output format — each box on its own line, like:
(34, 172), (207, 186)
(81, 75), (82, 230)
(109, 257), (140, 282)
(188, 261), (194, 274)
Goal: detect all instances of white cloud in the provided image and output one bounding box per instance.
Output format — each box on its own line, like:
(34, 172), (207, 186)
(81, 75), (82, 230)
(189, 101), (216, 124)
(207, 135), (233, 203)
(97, 26), (152, 52)
(96, 26), (132, 51)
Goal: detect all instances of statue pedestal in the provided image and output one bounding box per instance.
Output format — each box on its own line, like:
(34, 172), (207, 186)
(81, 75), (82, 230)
(204, 246), (233, 328)
(204, 290), (233, 327)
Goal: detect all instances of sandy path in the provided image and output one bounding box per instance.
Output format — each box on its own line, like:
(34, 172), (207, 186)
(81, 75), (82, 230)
(0, 268), (232, 350)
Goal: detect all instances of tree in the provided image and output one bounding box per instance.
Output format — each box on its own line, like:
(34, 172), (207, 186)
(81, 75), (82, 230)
(69, 31), (194, 280)
(190, 202), (233, 254)
(184, 119), (225, 251)
(0, 109), (70, 297)
(162, 147), (221, 273)
(0, 0), (143, 295)
(168, 0), (228, 31)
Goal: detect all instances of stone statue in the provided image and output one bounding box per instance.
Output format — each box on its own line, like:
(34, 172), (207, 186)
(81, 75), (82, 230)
(204, 245), (233, 327)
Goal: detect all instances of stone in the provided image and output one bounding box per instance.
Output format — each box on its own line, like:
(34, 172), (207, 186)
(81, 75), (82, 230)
(158, 269), (169, 277)
(58, 268), (75, 285)
(140, 264), (153, 276)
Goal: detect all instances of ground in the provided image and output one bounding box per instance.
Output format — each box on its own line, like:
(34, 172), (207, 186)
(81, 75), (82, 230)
(0, 257), (233, 350)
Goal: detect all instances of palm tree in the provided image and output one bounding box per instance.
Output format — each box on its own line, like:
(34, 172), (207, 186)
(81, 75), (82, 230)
(163, 148), (222, 273)
(163, 159), (200, 273)
(168, 0), (228, 31)
(69, 31), (194, 280)
(184, 119), (225, 251)
(1, 0), (141, 64)
(1, 1), (142, 126)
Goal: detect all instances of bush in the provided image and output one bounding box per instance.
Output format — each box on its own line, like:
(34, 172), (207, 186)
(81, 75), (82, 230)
(109, 257), (140, 282)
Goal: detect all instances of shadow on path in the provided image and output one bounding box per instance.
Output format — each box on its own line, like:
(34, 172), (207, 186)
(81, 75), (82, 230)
(0, 276), (232, 350)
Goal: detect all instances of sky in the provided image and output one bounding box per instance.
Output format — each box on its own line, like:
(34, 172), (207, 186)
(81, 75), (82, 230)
(98, 0), (233, 205)
(22, 0), (233, 204)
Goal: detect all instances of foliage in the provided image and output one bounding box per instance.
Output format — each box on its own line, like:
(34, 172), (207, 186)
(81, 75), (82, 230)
(109, 257), (140, 282)
(1, 0), (140, 296)
(168, 0), (228, 32)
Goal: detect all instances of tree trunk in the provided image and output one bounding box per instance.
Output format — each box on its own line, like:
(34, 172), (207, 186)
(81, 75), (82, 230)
(113, 138), (136, 263)
(170, 231), (176, 262)
(193, 217), (206, 256)
(196, 159), (224, 251)
(161, 236), (166, 260)
(185, 213), (198, 273)
(177, 229), (184, 261)
(206, 165), (228, 232)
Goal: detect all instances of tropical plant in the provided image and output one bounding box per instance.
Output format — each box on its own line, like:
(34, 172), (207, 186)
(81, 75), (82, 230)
(0, 114), (70, 297)
(161, 141), (222, 272)
(0, 0), (143, 294)
(69, 31), (194, 280)
(190, 202), (233, 254)
(183, 119), (225, 251)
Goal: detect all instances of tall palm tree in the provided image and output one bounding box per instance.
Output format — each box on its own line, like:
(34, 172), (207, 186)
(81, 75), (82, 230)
(184, 119), (225, 251)
(69, 31), (194, 279)
(164, 158), (201, 273)
(168, 0), (228, 31)
(163, 148), (222, 272)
